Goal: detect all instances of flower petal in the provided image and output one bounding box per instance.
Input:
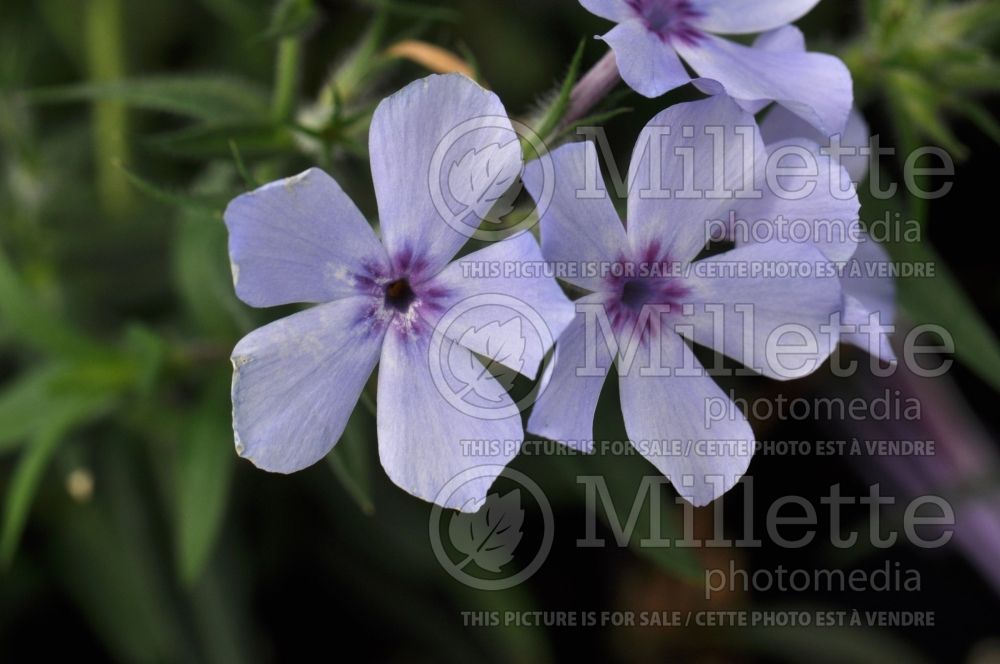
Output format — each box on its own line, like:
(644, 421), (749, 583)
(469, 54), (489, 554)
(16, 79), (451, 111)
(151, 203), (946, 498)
(231, 296), (384, 473)
(377, 329), (523, 511)
(734, 135), (860, 262)
(733, 26), (808, 115)
(676, 34), (852, 136)
(527, 294), (614, 452)
(840, 231), (896, 361)
(421, 232), (576, 380)
(600, 20), (691, 98)
(523, 141), (628, 292)
(627, 95), (767, 264)
(224, 168), (389, 307)
(691, 0), (821, 35)
(680, 241), (842, 380)
(369, 73), (521, 274)
(762, 105), (872, 183)
(619, 331), (754, 507)
(579, 0), (634, 21)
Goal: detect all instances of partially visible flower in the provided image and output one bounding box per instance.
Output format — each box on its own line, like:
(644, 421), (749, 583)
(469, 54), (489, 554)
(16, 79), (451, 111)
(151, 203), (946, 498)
(759, 105), (897, 362)
(225, 73), (574, 511)
(522, 95), (851, 506)
(579, 0), (852, 135)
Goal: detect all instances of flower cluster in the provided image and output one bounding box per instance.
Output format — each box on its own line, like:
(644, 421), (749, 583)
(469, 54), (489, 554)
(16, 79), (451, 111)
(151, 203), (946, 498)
(224, 0), (892, 511)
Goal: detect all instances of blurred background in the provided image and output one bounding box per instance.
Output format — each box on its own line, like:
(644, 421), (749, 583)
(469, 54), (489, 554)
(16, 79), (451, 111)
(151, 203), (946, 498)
(0, 0), (998, 661)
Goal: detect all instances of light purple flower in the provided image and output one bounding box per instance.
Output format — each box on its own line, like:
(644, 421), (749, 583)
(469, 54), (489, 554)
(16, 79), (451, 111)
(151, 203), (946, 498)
(580, 0), (853, 135)
(224, 73), (574, 512)
(759, 105), (897, 362)
(522, 95), (849, 506)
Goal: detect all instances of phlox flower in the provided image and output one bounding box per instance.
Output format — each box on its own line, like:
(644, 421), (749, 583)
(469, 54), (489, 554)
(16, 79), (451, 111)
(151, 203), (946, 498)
(580, 0), (852, 135)
(225, 73), (574, 511)
(522, 94), (855, 505)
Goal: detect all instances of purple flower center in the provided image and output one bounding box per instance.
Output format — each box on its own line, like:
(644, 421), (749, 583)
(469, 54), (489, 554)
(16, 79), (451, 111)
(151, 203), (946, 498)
(627, 0), (704, 44)
(353, 247), (451, 338)
(384, 278), (416, 313)
(602, 243), (690, 343)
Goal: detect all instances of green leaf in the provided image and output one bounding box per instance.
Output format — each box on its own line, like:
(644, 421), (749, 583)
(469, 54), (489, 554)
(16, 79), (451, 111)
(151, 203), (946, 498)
(584, 451), (704, 582)
(0, 366), (67, 454)
(24, 75), (270, 122)
(0, 389), (112, 566)
(172, 167), (253, 336)
(0, 363), (121, 455)
(114, 160), (225, 214)
(259, 0), (316, 41)
(528, 39), (586, 155)
(175, 383), (235, 585)
(367, 0), (459, 22)
(891, 238), (1000, 394)
(143, 121), (295, 159)
(0, 245), (102, 358)
(326, 404), (376, 515)
(50, 449), (186, 663)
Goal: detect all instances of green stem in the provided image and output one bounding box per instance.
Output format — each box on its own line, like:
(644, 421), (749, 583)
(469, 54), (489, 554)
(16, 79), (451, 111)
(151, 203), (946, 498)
(272, 37), (302, 122)
(85, 0), (132, 217)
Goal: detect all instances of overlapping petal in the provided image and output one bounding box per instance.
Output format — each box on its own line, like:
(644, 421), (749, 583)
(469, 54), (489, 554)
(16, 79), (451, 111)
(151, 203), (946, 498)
(680, 241), (842, 380)
(527, 294), (616, 451)
(600, 19), (691, 98)
(627, 95), (767, 264)
(840, 231), (896, 361)
(735, 136), (860, 262)
(675, 34), (852, 136)
(421, 232), (576, 379)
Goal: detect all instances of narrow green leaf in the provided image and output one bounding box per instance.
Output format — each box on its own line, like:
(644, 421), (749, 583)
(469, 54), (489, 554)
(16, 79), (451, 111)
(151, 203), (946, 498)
(24, 75), (270, 122)
(259, 0), (316, 41)
(367, 0), (459, 22)
(143, 122), (295, 159)
(584, 451), (704, 582)
(228, 139), (259, 189)
(0, 421), (66, 565)
(326, 404), (376, 515)
(175, 378), (235, 585)
(114, 160), (225, 214)
(0, 245), (102, 358)
(0, 392), (110, 566)
(891, 238), (1000, 394)
(529, 39), (587, 152)
(0, 367), (67, 454)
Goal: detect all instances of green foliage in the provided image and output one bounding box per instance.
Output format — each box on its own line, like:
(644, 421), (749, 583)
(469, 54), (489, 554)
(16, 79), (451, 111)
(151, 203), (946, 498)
(175, 374), (235, 585)
(845, 0), (1000, 158)
(25, 75), (271, 122)
(0, 0), (996, 660)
